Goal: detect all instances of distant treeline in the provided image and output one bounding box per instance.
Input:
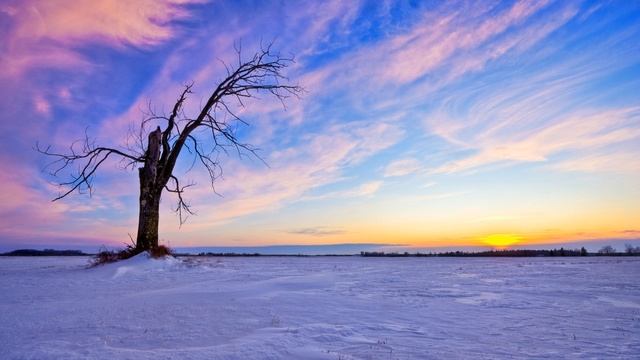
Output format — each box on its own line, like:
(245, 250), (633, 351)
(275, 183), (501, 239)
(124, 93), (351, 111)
(1, 249), (89, 256)
(361, 246), (640, 257)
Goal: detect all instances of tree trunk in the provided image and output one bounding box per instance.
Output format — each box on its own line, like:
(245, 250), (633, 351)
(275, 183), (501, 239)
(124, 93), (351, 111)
(136, 184), (160, 250)
(136, 127), (162, 251)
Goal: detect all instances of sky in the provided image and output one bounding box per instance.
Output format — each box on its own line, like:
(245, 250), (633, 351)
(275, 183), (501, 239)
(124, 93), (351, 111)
(0, 0), (639, 252)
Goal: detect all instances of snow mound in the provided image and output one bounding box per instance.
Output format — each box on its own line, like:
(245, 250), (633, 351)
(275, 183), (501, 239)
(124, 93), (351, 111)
(95, 251), (182, 279)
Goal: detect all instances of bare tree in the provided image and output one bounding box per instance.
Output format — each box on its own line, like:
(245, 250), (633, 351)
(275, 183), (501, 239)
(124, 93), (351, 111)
(597, 245), (616, 255)
(624, 243), (640, 255)
(38, 45), (302, 251)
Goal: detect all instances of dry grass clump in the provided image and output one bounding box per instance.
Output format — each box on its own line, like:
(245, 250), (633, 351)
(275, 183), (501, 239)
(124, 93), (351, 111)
(90, 243), (172, 267)
(91, 244), (140, 267)
(149, 245), (173, 258)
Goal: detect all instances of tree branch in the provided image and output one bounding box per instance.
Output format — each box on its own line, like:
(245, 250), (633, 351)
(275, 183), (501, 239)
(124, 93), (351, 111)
(36, 140), (144, 201)
(158, 44), (302, 188)
(164, 175), (195, 225)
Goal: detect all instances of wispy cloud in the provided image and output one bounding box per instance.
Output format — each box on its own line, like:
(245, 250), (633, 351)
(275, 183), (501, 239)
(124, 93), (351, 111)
(302, 180), (384, 202)
(431, 105), (640, 174)
(384, 158), (422, 177)
(375, 0), (553, 84)
(170, 120), (402, 227)
(1, 0), (203, 76)
(550, 151), (640, 174)
(0, 155), (130, 244)
(299, 0), (573, 99)
(286, 227), (346, 237)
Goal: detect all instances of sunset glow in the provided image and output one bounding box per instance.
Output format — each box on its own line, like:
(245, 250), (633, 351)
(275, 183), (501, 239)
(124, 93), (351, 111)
(482, 234), (522, 249)
(1, 0), (639, 251)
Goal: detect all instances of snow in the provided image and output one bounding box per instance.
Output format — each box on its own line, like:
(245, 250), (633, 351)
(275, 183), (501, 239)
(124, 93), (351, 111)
(100, 252), (183, 279)
(1, 256), (639, 359)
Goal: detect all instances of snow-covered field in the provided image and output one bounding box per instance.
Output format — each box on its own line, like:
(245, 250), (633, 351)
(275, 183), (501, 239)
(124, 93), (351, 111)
(1, 255), (638, 359)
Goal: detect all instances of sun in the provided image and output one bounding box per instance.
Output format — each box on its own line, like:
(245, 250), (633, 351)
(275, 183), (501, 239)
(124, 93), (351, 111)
(482, 234), (522, 248)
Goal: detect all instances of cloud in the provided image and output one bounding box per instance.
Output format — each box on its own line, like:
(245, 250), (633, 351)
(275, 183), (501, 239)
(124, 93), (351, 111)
(33, 94), (51, 116)
(299, 0), (566, 99)
(375, 0), (552, 84)
(550, 151), (640, 173)
(159, 120), (403, 229)
(441, 4), (579, 82)
(422, 182), (437, 189)
(285, 0), (362, 59)
(0, 154), (131, 244)
(1, 0), (203, 76)
(432, 107), (640, 174)
(286, 227), (346, 237)
(349, 181), (383, 197)
(423, 27), (640, 175)
(303, 180), (384, 202)
(15, 0), (199, 46)
(347, 121), (406, 163)
(384, 158), (422, 177)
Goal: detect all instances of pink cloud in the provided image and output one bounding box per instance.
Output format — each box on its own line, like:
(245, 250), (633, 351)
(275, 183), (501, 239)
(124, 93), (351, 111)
(14, 0), (197, 46)
(443, 4), (578, 81)
(0, 156), (77, 237)
(302, 180), (384, 202)
(432, 108), (640, 174)
(155, 120), (403, 231)
(1, 0), (203, 77)
(299, 0), (556, 96)
(33, 94), (51, 116)
(384, 0), (551, 83)
(550, 152), (640, 174)
(0, 150), (139, 240)
(263, 1), (580, 170)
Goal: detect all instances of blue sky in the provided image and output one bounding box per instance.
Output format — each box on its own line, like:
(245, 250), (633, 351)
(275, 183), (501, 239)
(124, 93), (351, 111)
(0, 0), (639, 250)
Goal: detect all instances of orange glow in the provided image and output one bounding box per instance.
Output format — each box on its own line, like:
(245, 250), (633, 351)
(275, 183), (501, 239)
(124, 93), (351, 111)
(482, 234), (522, 248)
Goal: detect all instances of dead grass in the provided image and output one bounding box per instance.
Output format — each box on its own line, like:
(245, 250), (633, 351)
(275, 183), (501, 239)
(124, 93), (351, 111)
(149, 245), (173, 258)
(90, 244), (172, 267)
